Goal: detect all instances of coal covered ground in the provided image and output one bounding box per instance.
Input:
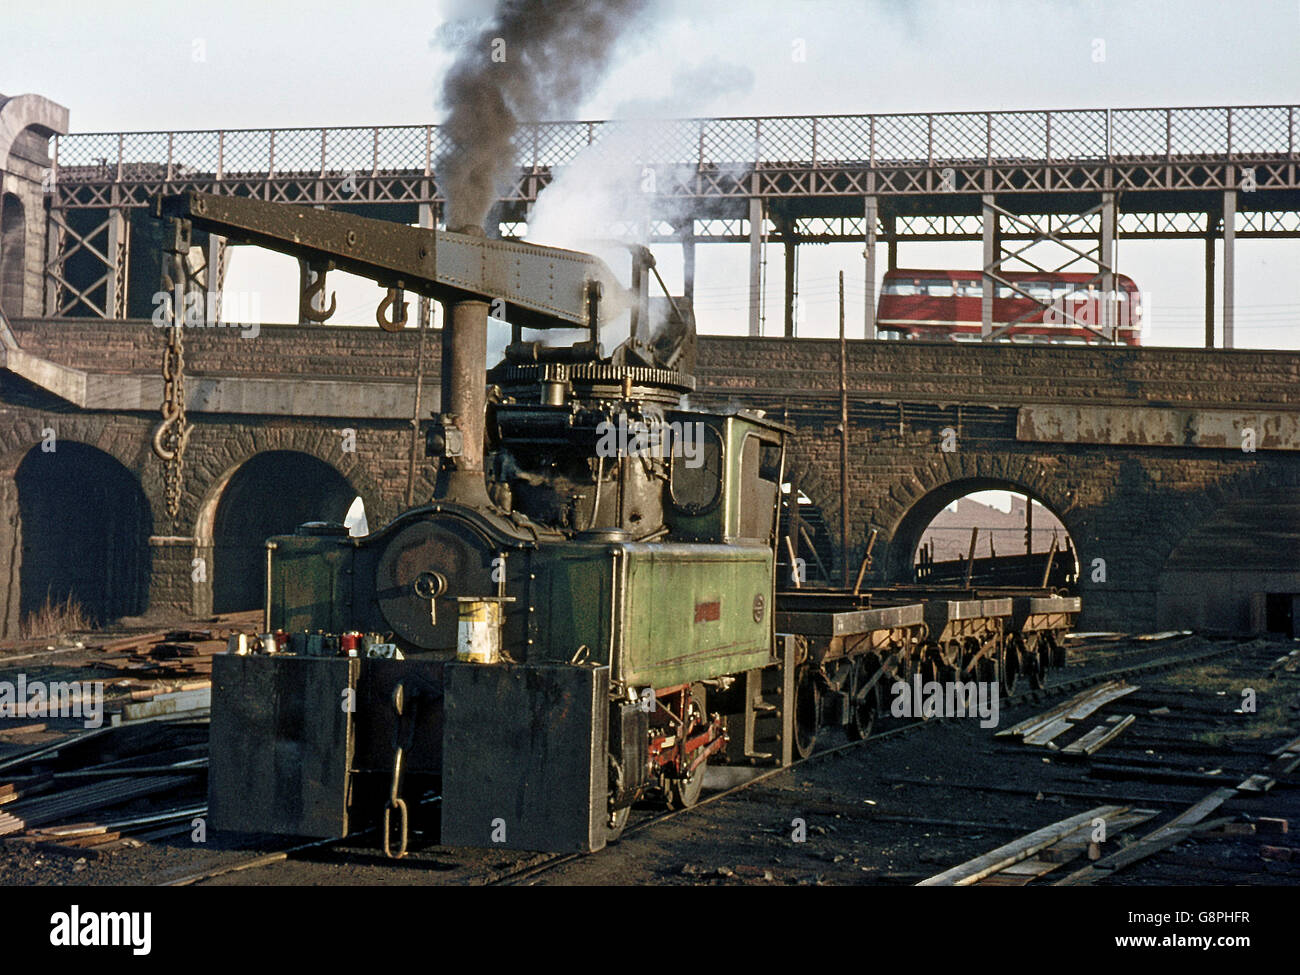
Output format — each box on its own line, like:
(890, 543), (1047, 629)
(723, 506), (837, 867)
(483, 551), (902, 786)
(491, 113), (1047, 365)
(1, 634), (1297, 886)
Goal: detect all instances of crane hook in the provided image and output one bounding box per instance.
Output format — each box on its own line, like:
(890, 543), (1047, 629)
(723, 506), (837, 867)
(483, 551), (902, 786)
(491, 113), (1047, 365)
(377, 287), (409, 332)
(300, 267), (337, 323)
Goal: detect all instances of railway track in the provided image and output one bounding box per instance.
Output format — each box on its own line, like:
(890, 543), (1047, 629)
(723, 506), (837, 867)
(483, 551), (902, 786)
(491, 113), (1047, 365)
(145, 633), (1288, 887)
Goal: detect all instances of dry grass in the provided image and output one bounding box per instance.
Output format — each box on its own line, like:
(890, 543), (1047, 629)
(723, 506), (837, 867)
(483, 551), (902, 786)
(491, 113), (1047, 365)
(19, 593), (94, 640)
(1157, 662), (1297, 747)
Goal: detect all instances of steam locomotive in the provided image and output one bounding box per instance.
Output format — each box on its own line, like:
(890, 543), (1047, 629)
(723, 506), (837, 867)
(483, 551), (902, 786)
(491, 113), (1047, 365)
(158, 193), (1079, 855)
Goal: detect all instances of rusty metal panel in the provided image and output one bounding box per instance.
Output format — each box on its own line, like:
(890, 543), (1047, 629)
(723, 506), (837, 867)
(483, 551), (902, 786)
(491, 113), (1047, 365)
(441, 662), (609, 853)
(1018, 404), (1300, 451)
(209, 655), (358, 838)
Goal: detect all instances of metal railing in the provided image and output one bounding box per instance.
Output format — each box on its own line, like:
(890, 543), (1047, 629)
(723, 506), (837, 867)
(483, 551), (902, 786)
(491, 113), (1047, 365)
(50, 104), (1299, 183)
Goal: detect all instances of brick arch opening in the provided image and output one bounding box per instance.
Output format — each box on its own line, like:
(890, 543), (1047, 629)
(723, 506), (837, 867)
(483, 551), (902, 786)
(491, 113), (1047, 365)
(1157, 484), (1300, 634)
(885, 476), (1078, 587)
(7, 442), (152, 634)
(1, 193), (25, 316)
(200, 450), (359, 614)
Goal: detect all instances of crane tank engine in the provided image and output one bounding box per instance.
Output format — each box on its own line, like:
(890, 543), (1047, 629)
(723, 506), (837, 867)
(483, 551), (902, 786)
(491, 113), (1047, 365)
(153, 192), (1080, 855)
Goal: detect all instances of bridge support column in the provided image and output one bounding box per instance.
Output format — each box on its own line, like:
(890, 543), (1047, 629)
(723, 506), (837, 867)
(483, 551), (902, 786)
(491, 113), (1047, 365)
(863, 195), (877, 338)
(748, 197), (763, 336)
(1204, 221), (1216, 347)
(105, 208), (130, 320)
(1222, 189), (1236, 349)
(202, 232), (226, 324)
(886, 213), (897, 271)
(681, 227), (695, 303)
(782, 220), (796, 337)
(981, 194), (997, 339)
(1100, 191), (1115, 341)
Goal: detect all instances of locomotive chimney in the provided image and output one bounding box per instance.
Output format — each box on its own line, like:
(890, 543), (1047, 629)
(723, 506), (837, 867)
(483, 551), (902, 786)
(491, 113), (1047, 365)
(436, 225), (492, 508)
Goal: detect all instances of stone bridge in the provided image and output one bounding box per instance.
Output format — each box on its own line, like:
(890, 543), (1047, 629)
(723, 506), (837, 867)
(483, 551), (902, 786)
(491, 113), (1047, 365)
(1, 315), (1296, 636)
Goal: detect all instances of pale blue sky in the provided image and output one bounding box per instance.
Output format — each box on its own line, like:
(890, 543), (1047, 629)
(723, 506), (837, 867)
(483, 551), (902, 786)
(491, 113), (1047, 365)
(5, 0), (1298, 347)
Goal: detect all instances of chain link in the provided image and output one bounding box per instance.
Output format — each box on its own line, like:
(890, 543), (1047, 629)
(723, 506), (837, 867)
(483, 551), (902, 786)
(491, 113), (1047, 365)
(151, 241), (193, 522)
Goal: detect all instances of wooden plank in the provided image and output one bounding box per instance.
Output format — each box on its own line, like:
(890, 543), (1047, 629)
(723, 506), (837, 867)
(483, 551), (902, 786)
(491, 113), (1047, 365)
(1054, 788), (1236, 886)
(1270, 733), (1300, 757)
(1066, 684), (1138, 720)
(1023, 717), (1076, 746)
(916, 805), (1125, 887)
(998, 682), (1121, 739)
(96, 631), (169, 654)
(972, 809), (1158, 885)
(0, 722), (48, 735)
(1062, 714), (1136, 756)
(1236, 773), (1275, 793)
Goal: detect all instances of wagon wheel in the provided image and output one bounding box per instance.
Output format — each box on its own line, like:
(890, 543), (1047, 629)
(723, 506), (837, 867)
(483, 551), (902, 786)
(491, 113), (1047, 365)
(846, 658), (881, 741)
(940, 640), (964, 682)
(916, 649), (942, 719)
(793, 671), (821, 759)
(1047, 631), (1067, 669)
(669, 683), (708, 809)
(1027, 634), (1048, 690)
(999, 636), (1020, 698)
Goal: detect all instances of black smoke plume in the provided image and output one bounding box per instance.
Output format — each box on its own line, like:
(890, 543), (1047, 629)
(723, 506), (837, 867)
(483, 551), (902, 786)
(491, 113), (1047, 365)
(437, 0), (651, 232)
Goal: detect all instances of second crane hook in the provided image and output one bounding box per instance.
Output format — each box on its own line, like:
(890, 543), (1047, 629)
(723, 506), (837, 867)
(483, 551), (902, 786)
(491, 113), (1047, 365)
(377, 287), (409, 332)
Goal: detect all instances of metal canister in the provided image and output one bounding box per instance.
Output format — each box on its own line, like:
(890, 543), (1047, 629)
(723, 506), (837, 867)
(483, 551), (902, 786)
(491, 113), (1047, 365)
(226, 633), (249, 655)
(340, 632), (362, 657)
(306, 633), (325, 656)
(258, 633), (276, 654)
(455, 597), (514, 663)
(289, 631), (308, 655)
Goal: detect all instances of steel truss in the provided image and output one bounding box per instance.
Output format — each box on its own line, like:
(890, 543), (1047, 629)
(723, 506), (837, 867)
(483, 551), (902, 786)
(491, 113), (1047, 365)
(33, 105), (1300, 343)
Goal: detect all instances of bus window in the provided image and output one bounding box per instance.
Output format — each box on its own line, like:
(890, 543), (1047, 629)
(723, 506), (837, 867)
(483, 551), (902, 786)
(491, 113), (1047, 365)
(921, 279), (954, 297)
(883, 280), (917, 296)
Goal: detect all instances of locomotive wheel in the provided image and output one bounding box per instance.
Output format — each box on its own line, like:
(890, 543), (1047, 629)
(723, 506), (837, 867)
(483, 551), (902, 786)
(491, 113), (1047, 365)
(846, 660), (880, 741)
(606, 805), (631, 843)
(793, 673), (821, 759)
(669, 684), (708, 809)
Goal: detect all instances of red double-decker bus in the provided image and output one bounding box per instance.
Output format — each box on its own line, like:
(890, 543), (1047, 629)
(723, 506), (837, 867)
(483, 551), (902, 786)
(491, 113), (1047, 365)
(876, 269), (1143, 345)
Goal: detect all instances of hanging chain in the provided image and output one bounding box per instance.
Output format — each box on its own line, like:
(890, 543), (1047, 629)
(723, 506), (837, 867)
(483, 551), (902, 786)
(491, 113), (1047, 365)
(151, 218), (194, 522)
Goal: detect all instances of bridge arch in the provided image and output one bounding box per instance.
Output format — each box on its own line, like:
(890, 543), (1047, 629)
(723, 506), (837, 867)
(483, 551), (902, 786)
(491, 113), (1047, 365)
(196, 449), (361, 614)
(883, 473), (1081, 585)
(2, 441), (152, 636)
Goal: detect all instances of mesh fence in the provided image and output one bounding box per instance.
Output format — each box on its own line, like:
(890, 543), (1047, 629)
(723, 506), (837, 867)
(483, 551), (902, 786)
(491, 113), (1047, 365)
(51, 106), (1297, 186)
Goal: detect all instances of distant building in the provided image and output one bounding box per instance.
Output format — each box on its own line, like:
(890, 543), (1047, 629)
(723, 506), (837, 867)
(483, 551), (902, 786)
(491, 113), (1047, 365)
(917, 495), (1066, 563)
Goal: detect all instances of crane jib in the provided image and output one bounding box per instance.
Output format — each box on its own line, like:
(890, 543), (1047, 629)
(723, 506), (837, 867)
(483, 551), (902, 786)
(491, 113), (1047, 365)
(152, 191), (628, 332)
